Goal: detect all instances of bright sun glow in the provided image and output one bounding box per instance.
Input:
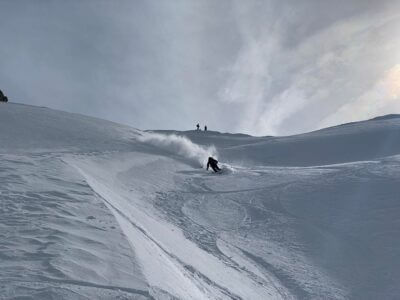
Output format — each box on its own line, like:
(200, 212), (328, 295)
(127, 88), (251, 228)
(384, 64), (400, 99)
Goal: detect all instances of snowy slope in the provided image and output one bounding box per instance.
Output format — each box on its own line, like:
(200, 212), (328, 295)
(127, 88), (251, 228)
(154, 115), (400, 167)
(1, 103), (400, 299)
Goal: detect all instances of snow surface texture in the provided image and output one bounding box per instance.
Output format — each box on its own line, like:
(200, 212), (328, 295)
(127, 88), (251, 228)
(1, 103), (400, 299)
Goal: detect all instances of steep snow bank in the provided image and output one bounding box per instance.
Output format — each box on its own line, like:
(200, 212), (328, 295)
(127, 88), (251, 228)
(0, 103), (140, 152)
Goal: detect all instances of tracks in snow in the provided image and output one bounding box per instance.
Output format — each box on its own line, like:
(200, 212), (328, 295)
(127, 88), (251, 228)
(66, 155), (288, 300)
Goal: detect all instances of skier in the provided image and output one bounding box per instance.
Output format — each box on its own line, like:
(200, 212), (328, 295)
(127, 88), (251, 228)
(196, 123), (200, 130)
(0, 90), (8, 102)
(204, 125), (207, 131)
(207, 157), (221, 172)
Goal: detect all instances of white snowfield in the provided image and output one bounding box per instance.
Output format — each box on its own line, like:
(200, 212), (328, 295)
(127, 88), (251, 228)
(1, 103), (400, 299)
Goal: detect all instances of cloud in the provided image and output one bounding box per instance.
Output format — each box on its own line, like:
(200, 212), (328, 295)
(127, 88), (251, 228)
(1, 1), (400, 136)
(320, 64), (400, 127)
(218, 1), (400, 135)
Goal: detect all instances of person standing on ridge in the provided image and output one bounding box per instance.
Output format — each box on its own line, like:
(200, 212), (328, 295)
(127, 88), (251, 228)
(207, 157), (220, 172)
(196, 123), (200, 130)
(204, 125), (207, 131)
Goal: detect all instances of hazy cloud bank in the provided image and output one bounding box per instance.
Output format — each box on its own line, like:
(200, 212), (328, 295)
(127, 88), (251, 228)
(1, 0), (399, 136)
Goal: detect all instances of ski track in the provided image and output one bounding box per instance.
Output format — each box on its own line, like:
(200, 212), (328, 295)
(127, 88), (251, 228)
(64, 150), (359, 299)
(66, 154), (289, 300)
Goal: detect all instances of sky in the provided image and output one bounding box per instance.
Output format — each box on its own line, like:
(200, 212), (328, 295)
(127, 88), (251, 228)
(1, 0), (400, 136)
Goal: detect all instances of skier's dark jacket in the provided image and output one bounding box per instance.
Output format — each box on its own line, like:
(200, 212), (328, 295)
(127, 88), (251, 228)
(207, 157), (220, 172)
(0, 90), (8, 102)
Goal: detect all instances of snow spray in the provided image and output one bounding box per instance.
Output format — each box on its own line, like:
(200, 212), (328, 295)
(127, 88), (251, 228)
(138, 132), (218, 167)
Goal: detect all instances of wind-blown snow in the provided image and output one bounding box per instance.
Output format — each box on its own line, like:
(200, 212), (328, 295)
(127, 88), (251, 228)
(138, 132), (218, 167)
(1, 103), (400, 299)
